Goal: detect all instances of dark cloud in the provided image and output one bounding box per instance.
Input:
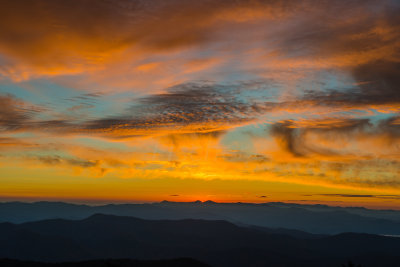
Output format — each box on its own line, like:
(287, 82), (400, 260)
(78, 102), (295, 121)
(65, 92), (104, 105)
(0, 94), (44, 131)
(84, 82), (267, 137)
(292, 3), (400, 109)
(270, 121), (305, 157)
(302, 60), (400, 108)
(320, 194), (375, 198)
(0, 81), (270, 137)
(268, 119), (347, 157)
(279, 1), (398, 56)
(267, 62), (400, 115)
(161, 131), (226, 149)
(269, 117), (400, 157)
(35, 155), (98, 168)
(221, 152), (269, 163)
(137, 83), (261, 124)
(5, 0), (393, 80)
(305, 119), (372, 133)
(0, 0), (305, 76)
(352, 60), (400, 104)
(316, 194), (400, 200)
(0, 94), (77, 134)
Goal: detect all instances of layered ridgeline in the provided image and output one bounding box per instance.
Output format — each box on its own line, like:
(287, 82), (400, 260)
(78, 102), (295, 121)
(1, 214), (400, 267)
(1, 201), (400, 235)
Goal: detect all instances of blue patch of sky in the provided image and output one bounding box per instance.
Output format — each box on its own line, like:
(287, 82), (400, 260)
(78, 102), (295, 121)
(7, 148), (72, 160)
(368, 112), (396, 124)
(74, 137), (129, 151)
(221, 124), (267, 153)
(6, 132), (36, 139)
(0, 83), (38, 100)
(298, 70), (355, 95)
(0, 79), (137, 120)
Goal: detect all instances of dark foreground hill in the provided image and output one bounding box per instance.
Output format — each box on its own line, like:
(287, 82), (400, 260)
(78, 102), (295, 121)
(0, 258), (210, 267)
(1, 214), (400, 267)
(2, 201), (400, 235)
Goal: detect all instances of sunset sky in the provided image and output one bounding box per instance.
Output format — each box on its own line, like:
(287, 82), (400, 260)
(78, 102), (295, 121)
(0, 0), (399, 209)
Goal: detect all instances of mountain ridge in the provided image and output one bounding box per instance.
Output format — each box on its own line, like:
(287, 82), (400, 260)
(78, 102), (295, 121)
(2, 201), (400, 235)
(1, 214), (400, 267)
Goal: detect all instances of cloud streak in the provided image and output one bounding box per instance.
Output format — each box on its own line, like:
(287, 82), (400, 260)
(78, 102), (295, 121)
(0, 81), (271, 137)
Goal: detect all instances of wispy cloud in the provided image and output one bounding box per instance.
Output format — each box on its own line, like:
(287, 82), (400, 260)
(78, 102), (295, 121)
(314, 194), (400, 200)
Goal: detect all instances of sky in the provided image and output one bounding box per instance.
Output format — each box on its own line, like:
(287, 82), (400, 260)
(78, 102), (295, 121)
(0, 0), (399, 209)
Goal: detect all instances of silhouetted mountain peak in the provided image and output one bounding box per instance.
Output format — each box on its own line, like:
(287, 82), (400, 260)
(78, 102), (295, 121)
(2, 201), (400, 236)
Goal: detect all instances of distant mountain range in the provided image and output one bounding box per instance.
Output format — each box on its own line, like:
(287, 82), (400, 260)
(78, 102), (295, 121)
(1, 201), (400, 235)
(1, 214), (400, 267)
